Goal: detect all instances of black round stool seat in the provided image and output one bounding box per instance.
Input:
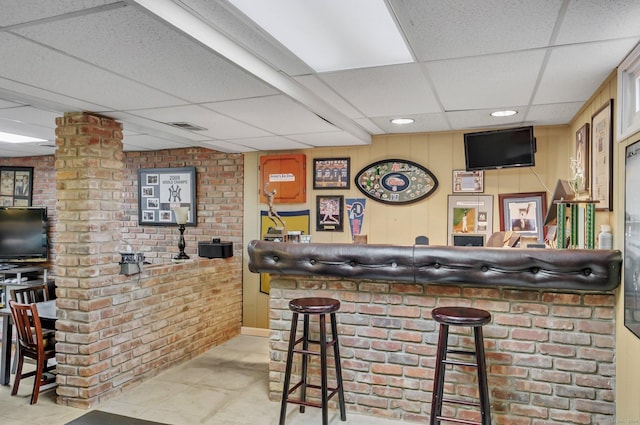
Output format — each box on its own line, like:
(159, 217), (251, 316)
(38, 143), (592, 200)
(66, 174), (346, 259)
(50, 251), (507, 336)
(289, 297), (340, 314)
(280, 297), (346, 425)
(432, 306), (491, 327)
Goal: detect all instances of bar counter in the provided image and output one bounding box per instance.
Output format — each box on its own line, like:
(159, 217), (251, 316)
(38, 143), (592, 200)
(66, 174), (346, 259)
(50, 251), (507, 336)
(249, 241), (621, 424)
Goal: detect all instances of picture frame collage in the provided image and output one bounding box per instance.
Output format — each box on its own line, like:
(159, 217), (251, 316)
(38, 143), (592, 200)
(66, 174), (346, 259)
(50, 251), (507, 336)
(0, 166), (33, 207)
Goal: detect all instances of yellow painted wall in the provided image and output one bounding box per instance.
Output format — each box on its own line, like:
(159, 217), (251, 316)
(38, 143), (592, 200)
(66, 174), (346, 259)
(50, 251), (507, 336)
(575, 71), (640, 423)
(243, 125), (572, 328)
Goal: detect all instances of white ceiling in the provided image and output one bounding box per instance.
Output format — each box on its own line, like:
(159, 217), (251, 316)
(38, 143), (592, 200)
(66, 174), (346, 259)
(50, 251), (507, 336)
(1, 0), (639, 157)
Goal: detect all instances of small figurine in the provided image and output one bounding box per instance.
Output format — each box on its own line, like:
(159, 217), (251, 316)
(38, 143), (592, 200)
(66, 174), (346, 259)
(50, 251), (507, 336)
(264, 183), (286, 228)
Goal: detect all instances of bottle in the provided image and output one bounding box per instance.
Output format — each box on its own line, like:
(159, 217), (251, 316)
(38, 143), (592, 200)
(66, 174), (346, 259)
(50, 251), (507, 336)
(598, 225), (612, 249)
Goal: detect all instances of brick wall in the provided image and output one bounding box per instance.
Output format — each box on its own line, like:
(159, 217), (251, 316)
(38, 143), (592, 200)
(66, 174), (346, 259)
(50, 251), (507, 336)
(269, 275), (615, 425)
(2, 113), (244, 407)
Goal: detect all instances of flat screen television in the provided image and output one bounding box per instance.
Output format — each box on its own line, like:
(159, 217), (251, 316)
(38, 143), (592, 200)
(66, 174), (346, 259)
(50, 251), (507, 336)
(464, 126), (536, 171)
(0, 207), (48, 262)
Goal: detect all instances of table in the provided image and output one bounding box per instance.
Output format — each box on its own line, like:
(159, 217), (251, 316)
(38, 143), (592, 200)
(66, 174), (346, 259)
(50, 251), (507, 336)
(0, 300), (57, 385)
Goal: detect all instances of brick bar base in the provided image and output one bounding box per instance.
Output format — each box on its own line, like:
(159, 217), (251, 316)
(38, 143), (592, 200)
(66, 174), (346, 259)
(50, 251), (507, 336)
(269, 275), (615, 424)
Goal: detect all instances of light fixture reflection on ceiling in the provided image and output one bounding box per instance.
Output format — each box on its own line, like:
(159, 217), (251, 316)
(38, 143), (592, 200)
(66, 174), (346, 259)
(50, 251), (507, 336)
(391, 118), (415, 125)
(0, 131), (47, 143)
(228, 0), (413, 72)
(490, 110), (518, 117)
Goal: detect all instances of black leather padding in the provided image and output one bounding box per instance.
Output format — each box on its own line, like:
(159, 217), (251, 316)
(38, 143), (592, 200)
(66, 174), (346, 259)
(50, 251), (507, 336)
(247, 240), (622, 291)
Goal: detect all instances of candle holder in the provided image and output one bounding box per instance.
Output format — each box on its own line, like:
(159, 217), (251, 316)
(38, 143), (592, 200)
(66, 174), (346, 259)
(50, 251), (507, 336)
(173, 207), (190, 260)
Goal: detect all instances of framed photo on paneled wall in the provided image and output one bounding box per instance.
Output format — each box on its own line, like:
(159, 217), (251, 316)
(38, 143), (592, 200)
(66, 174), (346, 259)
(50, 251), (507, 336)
(0, 166), (33, 206)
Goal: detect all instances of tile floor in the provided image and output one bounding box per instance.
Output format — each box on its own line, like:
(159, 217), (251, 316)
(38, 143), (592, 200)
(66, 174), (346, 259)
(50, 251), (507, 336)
(0, 334), (408, 425)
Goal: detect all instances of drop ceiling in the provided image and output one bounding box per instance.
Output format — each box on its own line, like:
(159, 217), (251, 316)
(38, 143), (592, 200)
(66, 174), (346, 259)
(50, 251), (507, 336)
(1, 0), (639, 157)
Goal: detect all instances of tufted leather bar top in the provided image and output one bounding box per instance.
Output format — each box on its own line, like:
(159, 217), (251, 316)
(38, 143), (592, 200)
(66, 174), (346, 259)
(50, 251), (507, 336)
(247, 240), (622, 291)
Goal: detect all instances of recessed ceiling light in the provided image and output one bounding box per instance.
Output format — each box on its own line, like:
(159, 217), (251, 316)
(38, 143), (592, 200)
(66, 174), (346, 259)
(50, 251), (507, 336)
(391, 118), (415, 125)
(491, 110), (517, 117)
(0, 131), (47, 143)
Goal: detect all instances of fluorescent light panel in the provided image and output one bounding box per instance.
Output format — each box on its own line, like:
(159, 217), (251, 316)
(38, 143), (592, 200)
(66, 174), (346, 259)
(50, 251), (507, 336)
(228, 0), (413, 72)
(0, 131), (47, 143)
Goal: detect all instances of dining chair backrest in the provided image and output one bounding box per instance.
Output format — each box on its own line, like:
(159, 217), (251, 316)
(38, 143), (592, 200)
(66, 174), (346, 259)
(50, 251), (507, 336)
(8, 300), (57, 404)
(10, 284), (49, 304)
(9, 300), (45, 354)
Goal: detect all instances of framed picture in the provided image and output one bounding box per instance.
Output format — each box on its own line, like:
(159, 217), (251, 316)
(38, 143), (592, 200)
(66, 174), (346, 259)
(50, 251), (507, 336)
(499, 192), (547, 242)
(313, 158), (350, 189)
(452, 170), (484, 193)
(0, 166), (33, 207)
(591, 99), (613, 210)
(575, 123), (589, 193)
(624, 139), (640, 338)
(138, 166), (197, 226)
(447, 195), (494, 245)
(316, 195), (344, 232)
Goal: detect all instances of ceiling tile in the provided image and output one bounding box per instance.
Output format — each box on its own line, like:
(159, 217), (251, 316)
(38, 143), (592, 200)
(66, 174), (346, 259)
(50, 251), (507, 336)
(129, 105), (271, 140)
(207, 95), (338, 134)
(319, 63), (441, 116)
(535, 39), (639, 104)
(525, 102), (584, 126)
(0, 0), (117, 26)
(288, 131), (370, 147)
(556, 0), (640, 45)
(391, 0), (560, 61)
(14, 6), (279, 104)
(225, 135), (311, 151)
(426, 50), (546, 111)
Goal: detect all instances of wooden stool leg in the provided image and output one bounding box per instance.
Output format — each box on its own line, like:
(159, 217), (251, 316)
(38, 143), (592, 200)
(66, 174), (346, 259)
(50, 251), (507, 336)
(319, 313), (329, 425)
(279, 312), (299, 425)
(474, 327), (491, 425)
(330, 312), (346, 421)
(299, 314), (310, 413)
(430, 323), (449, 425)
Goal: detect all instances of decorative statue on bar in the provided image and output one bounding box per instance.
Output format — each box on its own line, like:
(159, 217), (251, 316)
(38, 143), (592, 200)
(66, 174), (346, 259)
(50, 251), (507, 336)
(264, 183), (286, 229)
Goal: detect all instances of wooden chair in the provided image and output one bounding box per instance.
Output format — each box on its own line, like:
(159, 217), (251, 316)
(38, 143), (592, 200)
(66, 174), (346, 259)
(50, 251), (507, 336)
(10, 284), (49, 304)
(10, 285), (52, 374)
(8, 300), (57, 404)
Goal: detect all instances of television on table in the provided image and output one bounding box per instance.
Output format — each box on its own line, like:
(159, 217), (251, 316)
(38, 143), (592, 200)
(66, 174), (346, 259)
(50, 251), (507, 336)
(0, 207), (48, 262)
(464, 126), (536, 171)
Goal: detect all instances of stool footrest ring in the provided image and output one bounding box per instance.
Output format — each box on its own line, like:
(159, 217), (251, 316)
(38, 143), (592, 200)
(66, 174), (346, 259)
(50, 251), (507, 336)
(443, 359), (479, 368)
(435, 416), (482, 425)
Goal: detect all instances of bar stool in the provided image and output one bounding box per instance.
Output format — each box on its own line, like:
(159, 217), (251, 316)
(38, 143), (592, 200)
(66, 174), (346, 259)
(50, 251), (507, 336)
(430, 306), (492, 425)
(280, 297), (346, 425)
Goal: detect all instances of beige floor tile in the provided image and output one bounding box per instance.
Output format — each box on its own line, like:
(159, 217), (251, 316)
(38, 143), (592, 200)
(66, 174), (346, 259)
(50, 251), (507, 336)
(0, 335), (407, 425)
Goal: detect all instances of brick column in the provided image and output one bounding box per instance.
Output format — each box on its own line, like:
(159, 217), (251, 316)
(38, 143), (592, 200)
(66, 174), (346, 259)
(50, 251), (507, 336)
(54, 112), (124, 408)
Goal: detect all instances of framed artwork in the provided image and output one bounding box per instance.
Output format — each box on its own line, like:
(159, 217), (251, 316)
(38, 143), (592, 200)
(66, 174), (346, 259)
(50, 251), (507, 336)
(575, 123), (589, 193)
(452, 170), (484, 193)
(591, 99), (613, 210)
(447, 195), (493, 245)
(0, 166), (33, 207)
(313, 158), (350, 189)
(354, 159), (438, 205)
(624, 140), (640, 338)
(316, 195), (344, 232)
(499, 192), (547, 242)
(138, 166), (197, 226)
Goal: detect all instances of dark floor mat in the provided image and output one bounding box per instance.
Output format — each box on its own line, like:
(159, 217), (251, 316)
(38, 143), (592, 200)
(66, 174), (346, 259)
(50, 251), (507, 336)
(65, 410), (170, 425)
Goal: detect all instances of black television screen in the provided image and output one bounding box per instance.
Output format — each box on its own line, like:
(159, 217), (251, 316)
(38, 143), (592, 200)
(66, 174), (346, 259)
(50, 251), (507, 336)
(464, 126), (536, 171)
(0, 207), (48, 261)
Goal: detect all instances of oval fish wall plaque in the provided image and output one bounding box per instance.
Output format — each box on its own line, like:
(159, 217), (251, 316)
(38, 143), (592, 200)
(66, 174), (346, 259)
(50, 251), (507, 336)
(354, 159), (438, 205)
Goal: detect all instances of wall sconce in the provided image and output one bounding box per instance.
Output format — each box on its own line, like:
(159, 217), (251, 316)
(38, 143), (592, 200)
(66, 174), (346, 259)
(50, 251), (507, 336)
(173, 206), (190, 260)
